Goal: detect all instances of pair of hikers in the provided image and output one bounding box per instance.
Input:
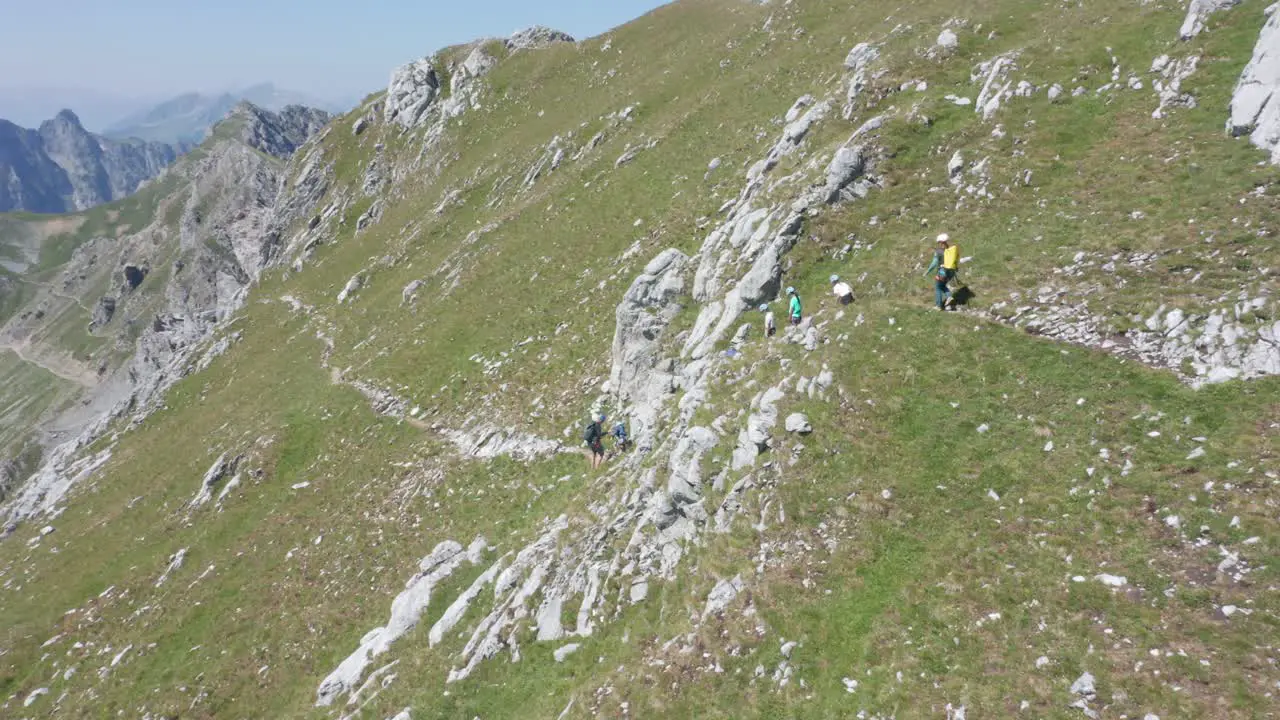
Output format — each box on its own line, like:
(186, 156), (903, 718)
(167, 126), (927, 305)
(759, 277), (853, 334)
(925, 233), (961, 310)
(584, 414), (629, 469)
(758, 286), (806, 336)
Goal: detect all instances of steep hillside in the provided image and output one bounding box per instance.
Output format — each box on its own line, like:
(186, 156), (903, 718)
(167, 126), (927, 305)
(0, 110), (180, 213)
(2, 3), (1279, 719)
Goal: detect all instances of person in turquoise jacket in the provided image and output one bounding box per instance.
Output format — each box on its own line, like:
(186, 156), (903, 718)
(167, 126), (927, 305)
(787, 286), (802, 325)
(925, 233), (959, 309)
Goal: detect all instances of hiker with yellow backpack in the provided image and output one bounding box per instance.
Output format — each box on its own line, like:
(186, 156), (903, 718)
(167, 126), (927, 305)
(925, 233), (960, 310)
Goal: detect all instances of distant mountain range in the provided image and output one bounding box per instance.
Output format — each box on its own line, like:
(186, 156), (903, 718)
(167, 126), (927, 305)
(0, 109), (180, 214)
(103, 83), (349, 144)
(0, 89), (338, 214)
(0, 87), (162, 132)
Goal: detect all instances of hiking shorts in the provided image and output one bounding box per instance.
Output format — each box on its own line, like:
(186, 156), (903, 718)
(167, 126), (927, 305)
(588, 440), (604, 456)
(790, 315), (802, 326)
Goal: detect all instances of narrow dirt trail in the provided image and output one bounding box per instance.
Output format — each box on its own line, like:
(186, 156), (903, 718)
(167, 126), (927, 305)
(0, 343), (97, 388)
(18, 278), (96, 317)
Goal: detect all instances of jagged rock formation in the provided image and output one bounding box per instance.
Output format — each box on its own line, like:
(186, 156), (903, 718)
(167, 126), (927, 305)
(223, 103), (331, 158)
(0, 109), (179, 213)
(385, 27), (573, 131)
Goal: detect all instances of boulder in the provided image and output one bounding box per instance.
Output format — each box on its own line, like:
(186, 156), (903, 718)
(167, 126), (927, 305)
(337, 274), (364, 304)
(385, 59), (441, 129)
(936, 29), (959, 50)
(91, 296), (116, 328)
(402, 279), (425, 305)
(822, 145), (871, 204)
(785, 413), (812, 434)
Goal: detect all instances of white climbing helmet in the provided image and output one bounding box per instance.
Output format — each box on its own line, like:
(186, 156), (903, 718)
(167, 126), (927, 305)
(786, 286), (796, 295)
(758, 303), (769, 312)
(936, 232), (950, 244)
(829, 274), (840, 284)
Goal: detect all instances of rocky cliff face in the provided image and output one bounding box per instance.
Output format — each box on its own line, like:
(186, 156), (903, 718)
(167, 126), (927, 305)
(0, 102), (330, 520)
(0, 109), (179, 213)
(224, 102), (331, 158)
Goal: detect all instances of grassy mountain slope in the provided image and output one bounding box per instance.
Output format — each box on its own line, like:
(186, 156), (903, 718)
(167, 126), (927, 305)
(2, 1), (1278, 718)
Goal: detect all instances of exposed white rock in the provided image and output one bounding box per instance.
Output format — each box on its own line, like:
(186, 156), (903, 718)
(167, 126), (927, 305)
(401, 279), (425, 305)
(385, 59), (441, 129)
(1228, 4), (1280, 163)
(428, 548), (499, 647)
(1070, 671), (1097, 697)
(785, 413), (812, 434)
(609, 249), (689, 450)
(155, 548), (188, 587)
(1152, 55), (1200, 119)
(1095, 573), (1127, 587)
(702, 575), (745, 618)
(553, 643), (581, 662)
(1180, 0), (1239, 40)
(974, 53), (1018, 120)
(507, 26), (575, 51)
(316, 541), (467, 706)
(337, 274), (364, 304)
(936, 29), (959, 50)
(443, 423), (565, 461)
(843, 43), (880, 118)
(822, 145), (874, 204)
(191, 453), (238, 507)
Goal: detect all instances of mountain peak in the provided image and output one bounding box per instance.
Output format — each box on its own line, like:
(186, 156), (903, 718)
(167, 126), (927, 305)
(51, 108), (84, 127)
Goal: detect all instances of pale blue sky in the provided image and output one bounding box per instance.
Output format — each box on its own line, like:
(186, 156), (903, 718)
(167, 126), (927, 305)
(0, 0), (669, 101)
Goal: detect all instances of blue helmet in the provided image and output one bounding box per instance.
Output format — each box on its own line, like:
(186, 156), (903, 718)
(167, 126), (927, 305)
(829, 274), (840, 283)
(758, 303), (769, 312)
(786, 286), (796, 295)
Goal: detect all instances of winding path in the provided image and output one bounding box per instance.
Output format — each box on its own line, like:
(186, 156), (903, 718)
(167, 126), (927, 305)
(0, 343), (97, 388)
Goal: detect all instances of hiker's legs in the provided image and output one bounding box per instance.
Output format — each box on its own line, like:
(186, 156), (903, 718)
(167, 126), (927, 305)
(934, 278), (949, 308)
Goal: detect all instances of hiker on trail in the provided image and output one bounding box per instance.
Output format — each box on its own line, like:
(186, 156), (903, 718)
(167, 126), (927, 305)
(925, 233), (960, 310)
(787, 287), (803, 325)
(584, 414), (606, 470)
(830, 274), (854, 305)
(760, 303), (777, 337)
(610, 420), (631, 453)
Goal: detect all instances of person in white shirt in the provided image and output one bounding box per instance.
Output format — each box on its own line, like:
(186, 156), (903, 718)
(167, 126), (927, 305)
(759, 303), (776, 337)
(830, 274), (854, 305)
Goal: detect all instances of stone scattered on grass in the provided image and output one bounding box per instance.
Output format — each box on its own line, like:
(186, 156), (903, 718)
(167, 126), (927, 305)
(554, 643), (581, 662)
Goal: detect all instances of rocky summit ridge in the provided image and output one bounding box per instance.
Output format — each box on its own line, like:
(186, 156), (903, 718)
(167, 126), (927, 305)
(1, 5), (1279, 720)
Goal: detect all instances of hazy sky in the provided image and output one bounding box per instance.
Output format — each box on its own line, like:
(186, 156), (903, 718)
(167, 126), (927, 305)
(0, 0), (669, 101)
